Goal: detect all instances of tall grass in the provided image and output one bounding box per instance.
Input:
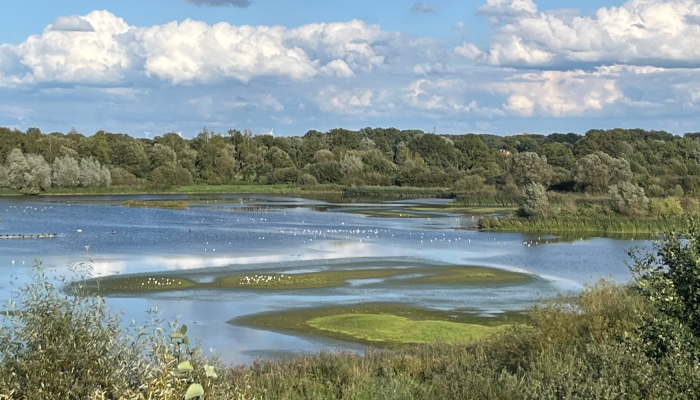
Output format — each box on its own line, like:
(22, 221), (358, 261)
(479, 215), (683, 234)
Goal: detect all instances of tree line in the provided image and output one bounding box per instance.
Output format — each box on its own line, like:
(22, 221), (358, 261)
(1, 126), (698, 199)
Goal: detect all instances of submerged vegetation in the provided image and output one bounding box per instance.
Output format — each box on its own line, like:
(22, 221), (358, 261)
(5, 218), (700, 398)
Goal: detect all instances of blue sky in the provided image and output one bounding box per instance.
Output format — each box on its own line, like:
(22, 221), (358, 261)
(1, 0), (699, 138)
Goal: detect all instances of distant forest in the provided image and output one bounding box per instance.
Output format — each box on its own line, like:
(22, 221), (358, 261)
(0, 126), (698, 197)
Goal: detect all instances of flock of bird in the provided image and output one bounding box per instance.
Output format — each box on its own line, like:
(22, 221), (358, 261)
(239, 274), (291, 285)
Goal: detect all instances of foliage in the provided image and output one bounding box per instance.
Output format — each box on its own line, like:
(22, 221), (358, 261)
(521, 183), (549, 217)
(629, 218), (700, 360)
(609, 181), (649, 216)
(575, 151), (633, 192)
(3, 126), (700, 204)
(506, 152), (554, 187)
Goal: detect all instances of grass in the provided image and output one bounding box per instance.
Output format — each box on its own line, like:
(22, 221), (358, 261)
(83, 264), (533, 294)
(235, 302), (527, 346)
(308, 314), (514, 344)
(480, 214), (684, 234)
(121, 200), (189, 209)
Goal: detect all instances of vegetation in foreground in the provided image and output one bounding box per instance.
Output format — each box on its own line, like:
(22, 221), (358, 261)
(4, 221), (700, 399)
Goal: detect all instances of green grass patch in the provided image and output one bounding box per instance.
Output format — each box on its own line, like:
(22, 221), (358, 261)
(235, 302), (526, 346)
(121, 200), (189, 209)
(308, 313), (513, 344)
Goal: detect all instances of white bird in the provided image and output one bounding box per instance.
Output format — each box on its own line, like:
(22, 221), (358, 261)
(77, 229), (83, 233)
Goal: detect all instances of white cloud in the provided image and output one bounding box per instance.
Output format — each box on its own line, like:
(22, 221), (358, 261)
(462, 0), (700, 68)
(134, 21), (318, 83)
(5, 11), (132, 85)
(0, 12), (395, 86)
(490, 69), (623, 116)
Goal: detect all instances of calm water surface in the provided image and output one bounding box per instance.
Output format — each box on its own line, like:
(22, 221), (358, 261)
(0, 194), (652, 364)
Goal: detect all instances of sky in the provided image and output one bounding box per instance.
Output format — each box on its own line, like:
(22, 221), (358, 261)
(2, 0), (700, 138)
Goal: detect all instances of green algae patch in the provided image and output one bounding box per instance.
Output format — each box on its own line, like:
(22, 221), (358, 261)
(308, 314), (512, 344)
(121, 200), (188, 210)
(235, 302), (526, 346)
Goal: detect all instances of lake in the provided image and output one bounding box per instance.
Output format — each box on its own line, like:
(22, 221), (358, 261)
(0, 194), (651, 364)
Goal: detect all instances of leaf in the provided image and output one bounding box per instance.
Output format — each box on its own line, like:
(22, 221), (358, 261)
(204, 364), (218, 379)
(184, 383), (204, 400)
(170, 332), (184, 340)
(180, 324), (188, 335)
(183, 336), (190, 345)
(177, 361), (194, 372)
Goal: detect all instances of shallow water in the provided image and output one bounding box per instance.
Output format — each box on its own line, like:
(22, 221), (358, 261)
(0, 194), (651, 364)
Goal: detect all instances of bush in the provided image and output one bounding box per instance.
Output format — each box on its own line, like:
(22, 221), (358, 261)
(521, 183), (549, 217)
(609, 181), (649, 216)
(0, 263), (224, 400)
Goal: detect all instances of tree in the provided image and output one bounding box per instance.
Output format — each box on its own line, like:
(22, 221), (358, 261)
(540, 143), (575, 170)
(575, 151), (633, 192)
(522, 183), (549, 217)
(52, 155), (81, 188)
(151, 165), (193, 187)
(6, 148), (29, 190)
(630, 219), (700, 360)
(79, 157), (111, 188)
(506, 152), (554, 187)
(0, 165), (9, 188)
(340, 153), (363, 175)
(454, 134), (493, 170)
(609, 181), (648, 216)
(150, 144), (177, 168)
(25, 154), (52, 192)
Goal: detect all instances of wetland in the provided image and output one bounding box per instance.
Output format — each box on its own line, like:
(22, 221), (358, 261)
(0, 194), (649, 364)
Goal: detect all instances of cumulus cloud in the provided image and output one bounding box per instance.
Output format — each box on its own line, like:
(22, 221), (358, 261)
(48, 16), (95, 32)
(0, 11), (399, 86)
(411, 3), (437, 13)
(8, 11), (132, 85)
(181, 0), (252, 7)
(490, 68), (623, 116)
(460, 0), (700, 68)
